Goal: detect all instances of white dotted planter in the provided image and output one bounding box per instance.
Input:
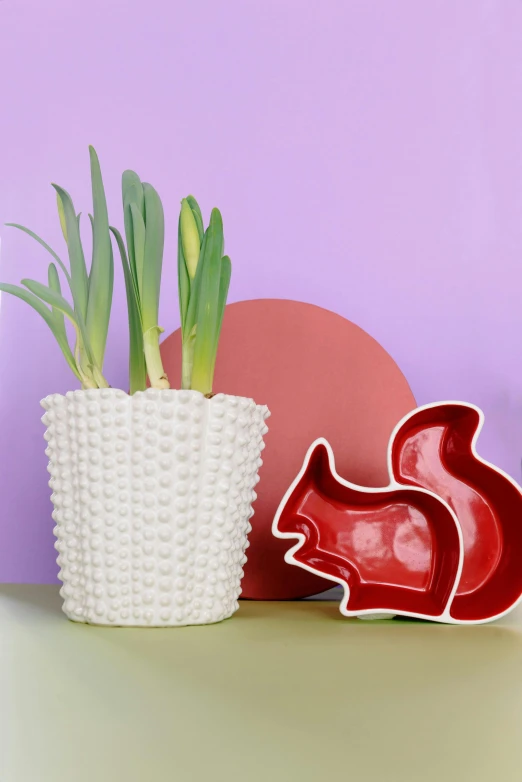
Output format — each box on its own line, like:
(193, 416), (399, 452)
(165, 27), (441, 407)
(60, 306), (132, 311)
(41, 388), (270, 627)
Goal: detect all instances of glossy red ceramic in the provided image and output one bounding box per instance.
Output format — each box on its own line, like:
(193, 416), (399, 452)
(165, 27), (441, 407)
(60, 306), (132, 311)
(274, 402), (522, 623)
(273, 438), (463, 620)
(391, 402), (522, 622)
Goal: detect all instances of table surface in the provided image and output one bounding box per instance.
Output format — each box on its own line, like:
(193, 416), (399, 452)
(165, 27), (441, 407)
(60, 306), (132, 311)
(2, 585), (522, 782)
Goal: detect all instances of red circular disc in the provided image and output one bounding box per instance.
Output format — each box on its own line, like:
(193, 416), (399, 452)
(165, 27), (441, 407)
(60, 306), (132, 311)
(160, 299), (416, 599)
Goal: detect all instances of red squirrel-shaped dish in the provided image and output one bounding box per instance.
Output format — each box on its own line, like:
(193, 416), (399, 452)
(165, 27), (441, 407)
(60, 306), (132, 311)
(390, 401), (522, 622)
(273, 402), (522, 624)
(272, 437), (464, 622)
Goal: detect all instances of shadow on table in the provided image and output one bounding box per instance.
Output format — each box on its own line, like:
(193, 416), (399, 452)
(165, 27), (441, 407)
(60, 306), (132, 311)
(0, 583), (63, 620)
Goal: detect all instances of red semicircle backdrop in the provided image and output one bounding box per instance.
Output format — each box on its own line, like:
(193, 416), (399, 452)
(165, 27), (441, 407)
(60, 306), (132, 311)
(160, 299), (416, 600)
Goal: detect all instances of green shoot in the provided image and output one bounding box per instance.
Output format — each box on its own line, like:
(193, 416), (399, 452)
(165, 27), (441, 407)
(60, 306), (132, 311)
(111, 171), (169, 392)
(110, 226), (147, 394)
(178, 199), (231, 396)
(1, 146), (113, 389)
(86, 146), (113, 369)
(0, 282), (83, 382)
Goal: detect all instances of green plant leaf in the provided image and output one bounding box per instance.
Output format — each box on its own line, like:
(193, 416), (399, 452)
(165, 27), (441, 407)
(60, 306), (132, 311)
(0, 282), (82, 380)
(48, 262), (67, 340)
(5, 223), (72, 287)
(110, 226), (146, 393)
(141, 182), (164, 332)
(48, 262), (81, 379)
(51, 184), (89, 319)
(21, 277), (77, 325)
(180, 229), (208, 391)
(21, 276), (95, 368)
(122, 170), (144, 297)
(186, 195), (204, 242)
(122, 171), (145, 218)
(178, 196), (205, 388)
(191, 208), (224, 395)
(217, 255), (231, 325)
(85, 146), (113, 369)
(184, 228), (208, 336)
(87, 213), (95, 281)
(210, 254), (231, 377)
(130, 203), (146, 301)
(177, 216), (190, 337)
(180, 198), (201, 279)
(56, 192), (68, 242)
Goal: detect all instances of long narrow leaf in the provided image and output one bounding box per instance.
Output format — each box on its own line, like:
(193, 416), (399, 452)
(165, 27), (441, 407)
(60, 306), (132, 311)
(186, 195), (204, 242)
(51, 184), (89, 319)
(122, 170), (144, 295)
(130, 203), (146, 300)
(217, 256), (231, 327)
(87, 213), (95, 280)
(0, 283), (81, 380)
(210, 254), (231, 377)
(48, 262), (80, 378)
(48, 263), (67, 343)
(191, 209), (224, 395)
(180, 199), (201, 279)
(107, 240), (114, 333)
(122, 171), (145, 218)
(141, 183), (164, 331)
(85, 146), (113, 368)
(179, 222), (207, 390)
(21, 277), (77, 325)
(110, 226), (146, 393)
(5, 223), (72, 287)
(177, 217), (190, 337)
(21, 277), (94, 369)
(184, 229), (208, 336)
(56, 193), (68, 242)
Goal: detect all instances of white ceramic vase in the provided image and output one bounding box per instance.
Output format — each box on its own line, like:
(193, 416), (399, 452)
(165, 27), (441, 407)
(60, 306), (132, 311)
(41, 388), (270, 627)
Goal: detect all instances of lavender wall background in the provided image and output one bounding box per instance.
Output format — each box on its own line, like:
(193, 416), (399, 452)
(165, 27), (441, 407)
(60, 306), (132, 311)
(1, 0), (522, 582)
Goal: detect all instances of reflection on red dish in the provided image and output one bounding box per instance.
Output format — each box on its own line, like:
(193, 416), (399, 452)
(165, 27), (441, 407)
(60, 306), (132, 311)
(391, 402), (522, 622)
(273, 439), (463, 621)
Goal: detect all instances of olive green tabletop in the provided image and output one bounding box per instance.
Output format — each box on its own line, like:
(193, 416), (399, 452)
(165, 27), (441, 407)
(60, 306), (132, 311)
(2, 585), (522, 782)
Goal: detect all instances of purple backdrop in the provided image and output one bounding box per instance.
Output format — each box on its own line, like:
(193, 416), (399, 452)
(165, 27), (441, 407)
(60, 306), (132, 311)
(1, 0), (522, 582)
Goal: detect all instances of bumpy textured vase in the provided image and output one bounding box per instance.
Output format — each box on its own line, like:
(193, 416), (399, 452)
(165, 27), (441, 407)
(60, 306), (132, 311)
(41, 388), (270, 627)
